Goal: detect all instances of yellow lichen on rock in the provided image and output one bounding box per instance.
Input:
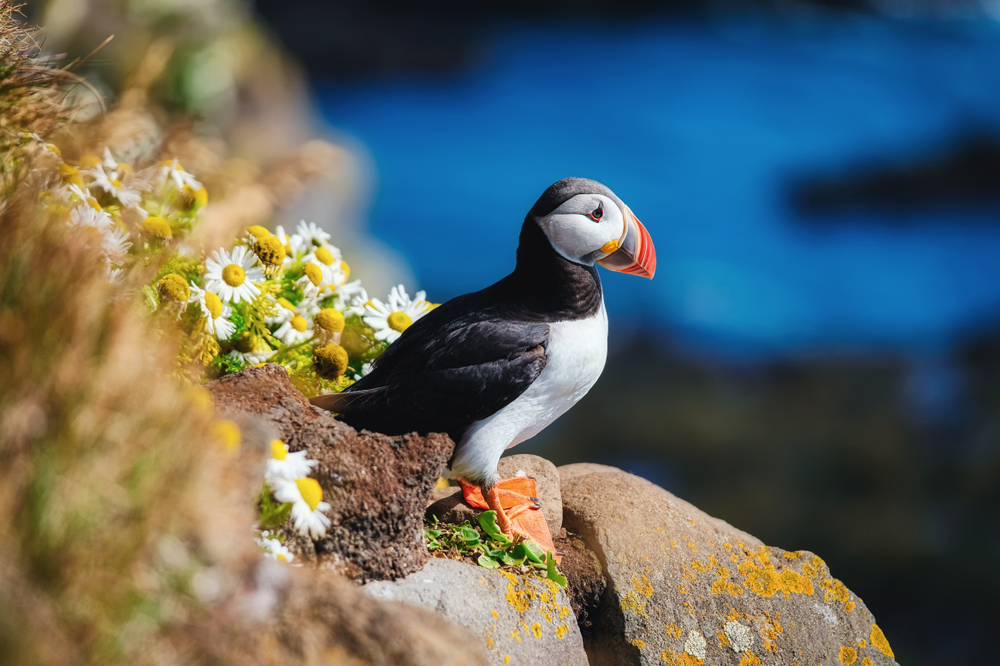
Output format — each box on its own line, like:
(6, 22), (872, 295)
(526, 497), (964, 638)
(666, 622), (683, 639)
(869, 624), (894, 658)
(737, 652), (762, 666)
(633, 638), (647, 649)
(632, 573), (655, 598)
(659, 649), (705, 666)
(839, 645), (858, 665)
(620, 590), (650, 619)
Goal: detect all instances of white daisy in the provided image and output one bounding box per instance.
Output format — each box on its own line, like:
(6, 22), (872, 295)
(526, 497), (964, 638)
(272, 299), (317, 345)
(362, 285), (433, 344)
(295, 260), (333, 299)
(69, 204), (112, 232)
(301, 245), (346, 287)
(295, 220), (332, 250)
(273, 225), (296, 266)
(106, 266), (125, 286)
(333, 279), (366, 312)
(226, 340), (272, 366)
(102, 225), (132, 264)
(89, 161), (146, 209)
(257, 535), (295, 563)
(272, 477), (331, 540)
(264, 439), (318, 484)
(265, 295), (298, 326)
(204, 246), (264, 304)
(344, 286), (370, 317)
(189, 284), (236, 340)
(159, 158), (202, 191)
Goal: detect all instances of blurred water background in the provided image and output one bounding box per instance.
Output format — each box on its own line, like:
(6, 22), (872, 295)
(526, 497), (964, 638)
(37, 0), (1000, 662)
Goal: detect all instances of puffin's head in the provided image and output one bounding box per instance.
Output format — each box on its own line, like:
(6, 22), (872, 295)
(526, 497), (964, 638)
(528, 177), (656, 279)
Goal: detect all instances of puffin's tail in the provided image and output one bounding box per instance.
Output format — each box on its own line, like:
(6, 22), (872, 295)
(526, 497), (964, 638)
(309, 387), (382, 415)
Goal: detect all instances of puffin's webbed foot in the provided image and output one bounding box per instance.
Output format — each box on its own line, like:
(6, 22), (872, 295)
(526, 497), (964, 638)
(458, 477), (556, 558)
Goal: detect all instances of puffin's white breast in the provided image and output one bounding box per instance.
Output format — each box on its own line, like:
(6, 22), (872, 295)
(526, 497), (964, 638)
(448, 301), (608, 482)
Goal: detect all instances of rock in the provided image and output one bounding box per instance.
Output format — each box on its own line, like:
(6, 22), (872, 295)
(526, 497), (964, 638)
(557, 462), (622, 484)
(263, 562), (487, 666)
(208, 364), (455, 582)
(562, 471), (901, 666)
(426, 486), (480, 525)
(498, 454), (562, 536)
(552, 529), (606, 638)
(364, 558), (588, 666)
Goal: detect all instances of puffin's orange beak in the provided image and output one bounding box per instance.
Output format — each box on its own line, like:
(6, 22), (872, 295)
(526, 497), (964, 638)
(596, 205), (656, 279)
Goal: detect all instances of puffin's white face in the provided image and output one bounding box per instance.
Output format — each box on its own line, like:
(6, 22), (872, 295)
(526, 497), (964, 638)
(535, 194), (627, 266)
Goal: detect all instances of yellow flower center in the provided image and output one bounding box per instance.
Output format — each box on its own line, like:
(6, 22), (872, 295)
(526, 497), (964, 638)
(303, 262), (323, 286)
(387, 311), (413, 333)
(247, 225), (270, 240)
(222, 264), (246, 287)
(295, 477), (323, 512)
(314, 247), (335, 265)
(315, 308), (345, 333)
(255, 236), (286, 266)
(290, 315), (308, 332)
(211, 419), (241, 453)
(340, 260), (350, 280)
(277, 553), (287, 562)
(270, 439), (288, 460)
(313, 343), (349, 380)
(277, 297), (296, 311)
(157, 273), (189, 302)
(204, 291), (223, 319)
(143, 216), (172, 238)
(86, 197), (102, 211)
(78, 154), (101, 168)
(110, 178), (122, 189)
(45, 143), (61, 157)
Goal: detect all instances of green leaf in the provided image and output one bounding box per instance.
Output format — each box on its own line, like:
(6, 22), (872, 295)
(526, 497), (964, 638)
(425, 529), (442, 539)
(478, 510), (512, 544)
(458, 526), (480, 544)
(477, 554), (500, 569)
(521, 539), (545, 563)
(545, 552), (567, 587)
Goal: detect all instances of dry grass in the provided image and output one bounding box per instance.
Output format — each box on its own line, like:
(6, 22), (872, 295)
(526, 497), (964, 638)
(0, 6), (267, 665)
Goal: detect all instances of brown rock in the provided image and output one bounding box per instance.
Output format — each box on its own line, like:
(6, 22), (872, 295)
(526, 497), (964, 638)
(562, 471), (901, 666)
(266, 563), (487, 666)
(557, 462), (622, 484)
(498, 454), (562, 536)
(426, 486), (479, 525)
(364, 558), (587, 666)
(208, 364), (455, 582)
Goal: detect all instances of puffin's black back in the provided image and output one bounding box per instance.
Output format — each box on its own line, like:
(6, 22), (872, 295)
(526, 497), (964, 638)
(335, 178), (606, 443)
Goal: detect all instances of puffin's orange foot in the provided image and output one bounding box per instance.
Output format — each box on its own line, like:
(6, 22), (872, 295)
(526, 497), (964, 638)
(458, 476), (557, 559)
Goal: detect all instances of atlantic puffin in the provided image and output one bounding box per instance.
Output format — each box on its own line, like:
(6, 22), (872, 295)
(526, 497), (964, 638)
(311, 178), (655, 539)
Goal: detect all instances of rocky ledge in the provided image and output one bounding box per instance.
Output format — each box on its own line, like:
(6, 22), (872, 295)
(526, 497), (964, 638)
(211, 366), (900, 666)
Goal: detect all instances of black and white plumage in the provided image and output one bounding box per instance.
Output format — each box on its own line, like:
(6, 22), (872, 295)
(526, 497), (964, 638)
(311, 178), (655, 491)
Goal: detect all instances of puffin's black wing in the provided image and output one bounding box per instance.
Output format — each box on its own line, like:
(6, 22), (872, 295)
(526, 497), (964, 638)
(314, 293), (549, 442)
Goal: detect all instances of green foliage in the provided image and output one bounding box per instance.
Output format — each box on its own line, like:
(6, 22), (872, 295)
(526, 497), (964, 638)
(209, 352), (245, 376)
(424, 512), (566, 586)
(257, 485), (292, 530)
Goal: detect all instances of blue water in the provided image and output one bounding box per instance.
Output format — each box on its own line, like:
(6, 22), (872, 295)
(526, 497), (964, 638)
(318, 16), (1000, 357)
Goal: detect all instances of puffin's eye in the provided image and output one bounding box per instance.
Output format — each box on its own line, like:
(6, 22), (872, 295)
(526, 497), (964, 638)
(588, 204), (604, 222)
